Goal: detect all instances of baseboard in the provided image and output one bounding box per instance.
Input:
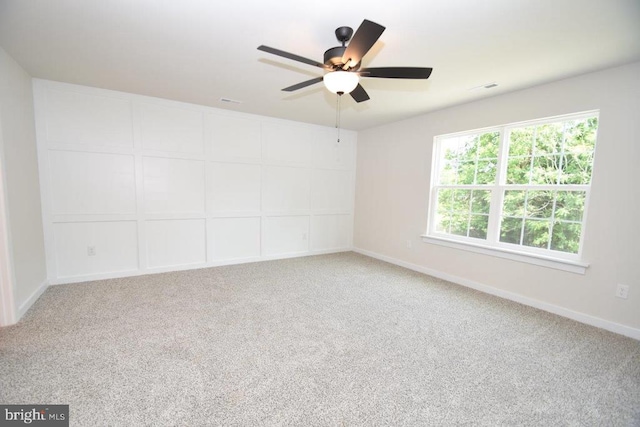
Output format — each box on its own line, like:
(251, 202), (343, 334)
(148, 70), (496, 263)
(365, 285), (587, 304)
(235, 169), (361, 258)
(49, 248), (353, 285)
(17, 279), (49, 319)
(352, 248), (640, 341)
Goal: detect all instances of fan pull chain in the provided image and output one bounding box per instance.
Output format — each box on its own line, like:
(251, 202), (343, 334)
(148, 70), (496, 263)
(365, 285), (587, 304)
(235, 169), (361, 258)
(335, 94), (341, 143)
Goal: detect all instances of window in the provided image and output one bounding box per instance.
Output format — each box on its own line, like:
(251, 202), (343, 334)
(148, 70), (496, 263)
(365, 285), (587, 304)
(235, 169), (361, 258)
(426, 112), (598, 269)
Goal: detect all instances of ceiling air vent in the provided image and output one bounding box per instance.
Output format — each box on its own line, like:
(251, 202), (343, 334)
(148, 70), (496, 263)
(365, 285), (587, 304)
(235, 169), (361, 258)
(469, 82), (498, 92)
(220, 98), (242, 104)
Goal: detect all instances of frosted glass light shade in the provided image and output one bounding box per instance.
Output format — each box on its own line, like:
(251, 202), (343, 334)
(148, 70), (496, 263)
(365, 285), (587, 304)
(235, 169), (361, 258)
(323, 71), (359, 94)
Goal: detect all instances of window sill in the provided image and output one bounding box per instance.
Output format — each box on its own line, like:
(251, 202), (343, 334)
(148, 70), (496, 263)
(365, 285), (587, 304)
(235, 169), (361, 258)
(420, 235), (589, 274)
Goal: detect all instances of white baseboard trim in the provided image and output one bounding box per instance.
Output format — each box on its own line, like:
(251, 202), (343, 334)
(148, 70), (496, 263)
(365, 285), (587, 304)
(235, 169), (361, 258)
(17, 279), (49, 319)
(49, 248), (352, 285)
(353, 248), (640, 341)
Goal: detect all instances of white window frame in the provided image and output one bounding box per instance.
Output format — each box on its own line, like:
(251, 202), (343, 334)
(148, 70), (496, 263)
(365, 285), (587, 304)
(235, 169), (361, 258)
(422, 111), (599, 274)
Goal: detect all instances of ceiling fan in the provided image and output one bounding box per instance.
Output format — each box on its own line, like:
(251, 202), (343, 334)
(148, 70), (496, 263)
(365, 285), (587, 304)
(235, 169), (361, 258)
(257, 19), (433, 103)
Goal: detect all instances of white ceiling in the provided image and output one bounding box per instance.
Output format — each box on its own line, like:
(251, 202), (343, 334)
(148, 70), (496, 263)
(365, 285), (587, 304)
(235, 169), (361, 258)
(1, 0), (639, 131)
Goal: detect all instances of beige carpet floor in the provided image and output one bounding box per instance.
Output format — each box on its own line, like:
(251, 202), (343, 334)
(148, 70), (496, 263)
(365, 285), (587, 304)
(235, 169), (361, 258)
(1, 252), (639, 426)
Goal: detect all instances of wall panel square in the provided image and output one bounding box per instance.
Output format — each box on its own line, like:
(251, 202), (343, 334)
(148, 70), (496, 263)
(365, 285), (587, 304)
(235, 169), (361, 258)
(211, 114), (262, 161)
(49, 150), (136, 215)
(53, 221), (138, 277)
(139, 103), (204, 154)
(313, 130), (356, 169)
(211, 217), (261, 260)
(263, 124), (310, 165)
(263, 166), (310, 212)
(143, 157), (205, 214)
(310, 215), (351, 251)
(311, 169), (352, 212)
(263, 216), (309, 255)
(45, 88), (133, 147)
(211, 163), (261, 213)
(146, 219), (206, 268)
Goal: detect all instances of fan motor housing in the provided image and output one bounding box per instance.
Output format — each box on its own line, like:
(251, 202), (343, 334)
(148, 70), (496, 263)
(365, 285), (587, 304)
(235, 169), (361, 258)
(324, 46), (361, 71)
(324, 46), (346, 67)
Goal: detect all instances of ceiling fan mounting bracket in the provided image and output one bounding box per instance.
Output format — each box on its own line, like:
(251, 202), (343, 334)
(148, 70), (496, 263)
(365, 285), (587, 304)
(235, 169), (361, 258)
(335, 26), (353, 45)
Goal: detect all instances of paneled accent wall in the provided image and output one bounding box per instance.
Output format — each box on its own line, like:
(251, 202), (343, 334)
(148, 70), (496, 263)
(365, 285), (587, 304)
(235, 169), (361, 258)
(33, 80), (356, 283)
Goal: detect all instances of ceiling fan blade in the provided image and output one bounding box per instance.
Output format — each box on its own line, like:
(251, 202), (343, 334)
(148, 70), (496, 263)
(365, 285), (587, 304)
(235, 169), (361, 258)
(282, 77), (324, 92)
(258, 45), (327, 69)
(341, 20), (385, 69)
(350, 84), (370, 103)
(360, 67), (433, 79)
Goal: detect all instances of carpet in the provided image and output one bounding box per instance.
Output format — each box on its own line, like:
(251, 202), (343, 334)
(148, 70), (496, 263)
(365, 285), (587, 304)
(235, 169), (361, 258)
(1, 252), (639, 426)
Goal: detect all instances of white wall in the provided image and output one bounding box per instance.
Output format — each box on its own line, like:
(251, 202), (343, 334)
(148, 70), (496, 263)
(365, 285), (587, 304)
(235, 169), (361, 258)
(0, 47), (48, 323)
(33, 80), (356, 283)
(355, 62), (640, 336)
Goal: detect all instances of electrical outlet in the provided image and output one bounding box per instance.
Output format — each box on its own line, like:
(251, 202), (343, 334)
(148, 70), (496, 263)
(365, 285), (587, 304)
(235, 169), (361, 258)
(302, 233), (307, 241)
(406, 239), (412, 249)
(87, 246), (96, 256)
(615, 284), (629, 299)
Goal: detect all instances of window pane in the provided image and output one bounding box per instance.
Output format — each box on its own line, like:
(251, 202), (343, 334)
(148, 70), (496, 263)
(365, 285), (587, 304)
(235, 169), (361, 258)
(509, 127), (534, 157)
(561, 118), (597, 186)
(500, 217), (523, 244)
(503, 190), (525, 217)
(436, 189), (454, 214)
(453, 189), (471, 210)
(476, 159), (497, 184)
(438, 161), (458, 185)
(531, 155), (560, 185)
(439, 137), (461, 185)
(471, 190), (491, 214)
(450, 212), (469, 236)
(560, 152), (593, 185)
(458, 161), (476, 185)
(555, 191), (585, 222)
(441, 137), (461, 160)
(506, 157), (531, 184)
(535, 123), (563, 155)
(523, 219), (550, 249)
(551, 221), (581, 253)
(526, 190), (553, 219)
(458, 135), (478, 163)
(469, 214), (488, 239)
(478, 132), (500, 158)
(565, 118), (597, 155)
(435, 212), (451, 233)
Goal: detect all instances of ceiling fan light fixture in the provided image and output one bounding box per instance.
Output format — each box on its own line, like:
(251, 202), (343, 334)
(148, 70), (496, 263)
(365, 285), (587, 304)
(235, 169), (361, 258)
(323, 71), (359, 94)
